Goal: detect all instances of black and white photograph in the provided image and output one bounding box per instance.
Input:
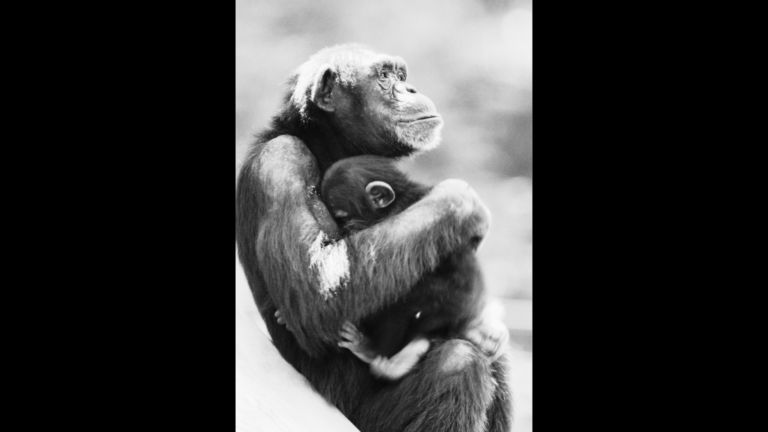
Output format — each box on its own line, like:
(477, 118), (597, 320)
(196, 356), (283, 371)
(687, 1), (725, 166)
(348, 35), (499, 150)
(236, 1), (532, 430)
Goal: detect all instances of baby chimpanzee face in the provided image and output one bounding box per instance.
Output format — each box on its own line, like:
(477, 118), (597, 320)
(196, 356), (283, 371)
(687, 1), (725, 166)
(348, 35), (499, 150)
(324, 180), (396, 229)
(321, 155), (416, 232)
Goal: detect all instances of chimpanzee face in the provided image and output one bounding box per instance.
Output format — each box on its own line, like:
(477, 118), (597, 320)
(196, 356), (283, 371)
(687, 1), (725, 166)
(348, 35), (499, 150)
(299, 46), (444, 158)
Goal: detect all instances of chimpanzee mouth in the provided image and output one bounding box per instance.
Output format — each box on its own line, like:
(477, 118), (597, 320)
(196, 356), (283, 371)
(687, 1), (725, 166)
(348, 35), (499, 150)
(401, 114), (442, 124)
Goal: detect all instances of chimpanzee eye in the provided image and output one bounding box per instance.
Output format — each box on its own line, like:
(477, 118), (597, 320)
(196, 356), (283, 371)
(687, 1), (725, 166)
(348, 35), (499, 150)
(397, 72), (405, 81)
(379, 70), (390, 80)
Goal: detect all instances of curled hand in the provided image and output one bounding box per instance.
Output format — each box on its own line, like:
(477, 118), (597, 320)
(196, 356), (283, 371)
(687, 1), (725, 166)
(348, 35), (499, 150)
(274, 310), (293, 332)
(338, 322), (377, 364)
(464, 318), (509, 363)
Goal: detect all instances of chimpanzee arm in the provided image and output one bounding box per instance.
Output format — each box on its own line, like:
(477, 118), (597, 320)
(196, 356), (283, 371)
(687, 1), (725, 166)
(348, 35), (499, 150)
(237, 136), (490, 356)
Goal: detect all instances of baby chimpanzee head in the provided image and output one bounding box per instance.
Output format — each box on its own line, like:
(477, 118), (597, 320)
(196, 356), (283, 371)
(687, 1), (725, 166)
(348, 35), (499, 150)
(321, 155), (425, 233)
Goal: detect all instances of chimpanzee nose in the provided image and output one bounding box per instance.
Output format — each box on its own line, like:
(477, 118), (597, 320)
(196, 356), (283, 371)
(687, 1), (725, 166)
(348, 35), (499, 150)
(395, 82), (418, 94)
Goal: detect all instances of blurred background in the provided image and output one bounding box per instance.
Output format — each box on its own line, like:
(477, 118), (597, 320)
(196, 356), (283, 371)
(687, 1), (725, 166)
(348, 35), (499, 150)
(236, 0), (532, 430)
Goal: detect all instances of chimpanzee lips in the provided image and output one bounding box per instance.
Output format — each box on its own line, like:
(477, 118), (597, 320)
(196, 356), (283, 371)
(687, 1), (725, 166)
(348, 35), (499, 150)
(400, 114), (442, 124)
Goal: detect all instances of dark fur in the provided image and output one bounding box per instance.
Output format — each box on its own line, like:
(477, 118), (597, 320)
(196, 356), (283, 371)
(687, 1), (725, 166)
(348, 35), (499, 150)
(321, 155), (487, 358)
(235, 44), (512, 432)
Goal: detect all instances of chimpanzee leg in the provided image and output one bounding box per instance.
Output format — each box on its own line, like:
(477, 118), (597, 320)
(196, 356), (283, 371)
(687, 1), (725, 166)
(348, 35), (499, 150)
(353, 339), (496, 432)
(484, 354), (514, 432)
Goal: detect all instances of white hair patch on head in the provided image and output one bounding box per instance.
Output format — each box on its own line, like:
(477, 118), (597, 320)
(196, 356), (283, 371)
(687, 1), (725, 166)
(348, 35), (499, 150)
(308, 232), (350, 300)
(290, 61), (321, 118)
(288, 44), (377, 120)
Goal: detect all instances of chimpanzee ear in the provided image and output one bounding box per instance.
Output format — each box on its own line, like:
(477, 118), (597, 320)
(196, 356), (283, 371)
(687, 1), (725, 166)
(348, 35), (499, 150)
(310, 64), (336, 112)
(365, 181), (396, 208)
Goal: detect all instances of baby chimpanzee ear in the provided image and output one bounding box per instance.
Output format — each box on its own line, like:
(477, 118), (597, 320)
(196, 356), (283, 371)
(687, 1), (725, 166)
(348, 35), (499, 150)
(365, 181), (396, 208)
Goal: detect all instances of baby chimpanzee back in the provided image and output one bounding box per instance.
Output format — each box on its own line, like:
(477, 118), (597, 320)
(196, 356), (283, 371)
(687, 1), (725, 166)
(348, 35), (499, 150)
(321, 155), (486, 359)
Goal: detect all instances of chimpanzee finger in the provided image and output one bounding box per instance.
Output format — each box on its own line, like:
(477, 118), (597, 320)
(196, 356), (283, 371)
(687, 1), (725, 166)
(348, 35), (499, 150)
(342, 322), (357, 334)
(339, 329), (356, 342)
(489, 342), (507, 363)
(338, 341), (355, 350)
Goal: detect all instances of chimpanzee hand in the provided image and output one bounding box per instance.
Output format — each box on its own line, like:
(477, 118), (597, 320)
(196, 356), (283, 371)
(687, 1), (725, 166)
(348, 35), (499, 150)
(274, 310), (293, 333)
(338, 322), (377, 364)
(429, 179), (491, 244)
(369, 337), (431, 381)
(464, 318), (509, 363)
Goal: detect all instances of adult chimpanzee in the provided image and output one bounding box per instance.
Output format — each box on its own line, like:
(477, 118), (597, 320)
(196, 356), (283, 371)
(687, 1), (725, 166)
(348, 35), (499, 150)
(235, 44), (512, 432)
(318, 155), (493, 381)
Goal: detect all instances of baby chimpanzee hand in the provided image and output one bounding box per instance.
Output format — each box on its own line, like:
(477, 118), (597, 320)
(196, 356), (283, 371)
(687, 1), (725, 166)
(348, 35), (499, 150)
(464, 318), (509, 362)
(338, 322), (377, 364)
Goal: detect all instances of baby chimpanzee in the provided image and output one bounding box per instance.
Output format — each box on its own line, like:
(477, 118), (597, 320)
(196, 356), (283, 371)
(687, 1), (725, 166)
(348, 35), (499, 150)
(321, 155), (487, 380)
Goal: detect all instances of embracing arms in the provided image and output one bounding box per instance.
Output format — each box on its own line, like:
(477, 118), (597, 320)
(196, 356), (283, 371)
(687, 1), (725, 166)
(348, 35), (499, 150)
(235, 136), (490, 356)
